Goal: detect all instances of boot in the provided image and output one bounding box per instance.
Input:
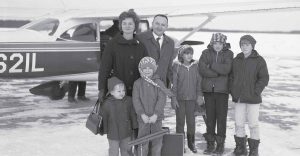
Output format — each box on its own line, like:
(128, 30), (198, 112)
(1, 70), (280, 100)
(187, 134), (197, 153)
(213, 135), (225, 154)
(233, 135), (248, 156)
(248, 138), (260, 156)
(203, 133), (215, 154)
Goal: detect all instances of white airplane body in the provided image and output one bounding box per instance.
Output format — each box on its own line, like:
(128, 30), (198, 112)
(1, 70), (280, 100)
(0, 1), (300, 82)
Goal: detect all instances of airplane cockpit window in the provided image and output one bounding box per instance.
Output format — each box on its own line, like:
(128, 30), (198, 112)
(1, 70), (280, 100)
(26, 18), (59, 36)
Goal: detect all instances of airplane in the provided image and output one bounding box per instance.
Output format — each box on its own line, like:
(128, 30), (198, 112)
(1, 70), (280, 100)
(0, 1), (300, 99)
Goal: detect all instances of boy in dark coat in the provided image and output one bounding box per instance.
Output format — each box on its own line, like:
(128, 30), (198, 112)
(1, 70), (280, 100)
(198, 33), (233, 154)
(230, 35), (269, 156)
(101, 77), (137, 156)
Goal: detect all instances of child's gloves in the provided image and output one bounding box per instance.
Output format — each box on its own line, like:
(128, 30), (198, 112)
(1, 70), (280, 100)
(149, 114), (158, 123)
(171, 97), (179, 110)
(141, 114), (150, 123)
(196, 96), (204, 105)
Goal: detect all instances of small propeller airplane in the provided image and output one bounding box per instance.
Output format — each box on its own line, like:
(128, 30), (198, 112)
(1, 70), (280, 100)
(0, 1), (299, 97)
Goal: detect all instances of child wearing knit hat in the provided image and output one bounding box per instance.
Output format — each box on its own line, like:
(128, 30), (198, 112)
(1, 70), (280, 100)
(132, 56), (168, 156)
(231, 35), (269, 156)
(101, 76), (137, 156)
(199, 33), (233, 155)
(172, 45), (204, 153)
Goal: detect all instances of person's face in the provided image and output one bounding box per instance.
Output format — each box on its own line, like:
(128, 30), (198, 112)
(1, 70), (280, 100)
(212, 42), (224, 52)
(110, 84), (126, 100)
(152, 16), (168, 36)
(183, 51), (193, 63)
(240, 40), (253, 55)
(142, 67), (155, 78)
(121, 18), (135, 34)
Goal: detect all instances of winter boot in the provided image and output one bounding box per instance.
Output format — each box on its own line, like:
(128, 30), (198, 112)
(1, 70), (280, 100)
(248, 138), (260, 156)
(203, 133), (215, 154)
(233, 135), (248, 156)
(213, 135), (225, 154)
(187, 134), (197, 153)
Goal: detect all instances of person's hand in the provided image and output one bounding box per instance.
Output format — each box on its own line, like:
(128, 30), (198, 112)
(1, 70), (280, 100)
(197, 96), (204, 105)
(98, 90), (104, 102)
(149, 114), (158, 123)
(171, 97), (179, 110)
(141, 114), (150, 124)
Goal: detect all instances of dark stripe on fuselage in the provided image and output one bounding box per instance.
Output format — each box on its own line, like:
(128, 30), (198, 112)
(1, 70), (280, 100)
(0, 41), (101, 79)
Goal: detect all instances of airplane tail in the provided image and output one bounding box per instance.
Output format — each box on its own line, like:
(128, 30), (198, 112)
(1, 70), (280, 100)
(29, 81), (68, 100)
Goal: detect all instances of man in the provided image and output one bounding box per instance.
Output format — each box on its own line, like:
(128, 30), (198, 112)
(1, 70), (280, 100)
(68, 24), (95, 103)
(137, 14), (176, 86)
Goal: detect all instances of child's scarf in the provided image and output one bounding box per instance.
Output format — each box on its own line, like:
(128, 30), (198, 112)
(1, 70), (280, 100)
(141, 75), (174, 97)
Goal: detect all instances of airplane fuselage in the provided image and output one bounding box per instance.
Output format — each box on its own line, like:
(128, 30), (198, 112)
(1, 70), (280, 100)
(0, 42), (100, 81)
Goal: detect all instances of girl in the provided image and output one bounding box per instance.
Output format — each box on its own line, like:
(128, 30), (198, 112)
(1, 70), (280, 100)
(172, 45), (204, 153)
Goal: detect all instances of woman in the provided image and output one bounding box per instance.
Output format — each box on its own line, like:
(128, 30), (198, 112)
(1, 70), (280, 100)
(98, 9), (148, 99)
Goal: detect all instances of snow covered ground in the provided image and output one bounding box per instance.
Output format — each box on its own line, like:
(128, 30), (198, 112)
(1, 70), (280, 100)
(0, 32), (300, 156)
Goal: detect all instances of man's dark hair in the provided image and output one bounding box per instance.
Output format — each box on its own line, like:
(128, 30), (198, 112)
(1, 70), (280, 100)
(153, 14), (168, 23)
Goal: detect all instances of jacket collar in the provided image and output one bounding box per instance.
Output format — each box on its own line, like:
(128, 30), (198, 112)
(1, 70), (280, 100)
(173, 60), (198, 68)
(144, 30), (171, 44)
(236, 50), (260, 59)
(115, 33), (139, 45)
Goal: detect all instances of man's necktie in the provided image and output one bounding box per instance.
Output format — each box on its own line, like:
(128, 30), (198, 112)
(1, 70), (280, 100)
(156, 37), (161, 49)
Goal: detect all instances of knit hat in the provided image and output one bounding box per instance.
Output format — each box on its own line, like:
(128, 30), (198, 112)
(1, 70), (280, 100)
(240, 35), (256, 49)
(138, 57), (157, 75)
(209, 33), (227, 45)
(107, 76), (124, 93)
(177, 44), (193, 62)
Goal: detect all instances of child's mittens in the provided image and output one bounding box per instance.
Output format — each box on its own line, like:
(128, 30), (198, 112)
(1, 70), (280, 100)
(171, 97), (179, 110)
(141, 114), (150, 123)
(149, 114), (158, 123)
(196, 96), (204, 105)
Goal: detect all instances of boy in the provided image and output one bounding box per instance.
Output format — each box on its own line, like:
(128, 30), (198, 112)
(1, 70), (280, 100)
(132, 56), (167, 156)
(230, 35), (269, 156)
(172, 45), (204, 153)
(198, 33), (233, 154)
(101, 76), (137, 156)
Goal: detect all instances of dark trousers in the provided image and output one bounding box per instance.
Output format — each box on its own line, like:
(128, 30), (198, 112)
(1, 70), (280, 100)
(204, 92), (228, 137)
(176, 100), (196, 135)
(68, 81), (86, 98)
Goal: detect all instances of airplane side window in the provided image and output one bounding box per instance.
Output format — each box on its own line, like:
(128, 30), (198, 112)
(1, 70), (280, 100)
(71, 23), (97, 42)
(27, 18), (59, 36)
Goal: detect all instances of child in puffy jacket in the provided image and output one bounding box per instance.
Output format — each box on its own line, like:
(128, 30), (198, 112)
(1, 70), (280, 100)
(171, 45), (204, 153)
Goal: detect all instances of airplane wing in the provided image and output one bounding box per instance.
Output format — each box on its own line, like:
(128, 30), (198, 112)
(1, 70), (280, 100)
(1, 1), (300, 80)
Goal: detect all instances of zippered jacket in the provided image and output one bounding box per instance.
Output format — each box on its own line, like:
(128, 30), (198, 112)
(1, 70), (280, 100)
(230, 50), (269, 104)
(172, 60), (202, 100)
(198, 45), (233, 93)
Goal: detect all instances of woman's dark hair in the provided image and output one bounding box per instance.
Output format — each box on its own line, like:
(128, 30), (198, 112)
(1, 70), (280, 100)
(118, 9), (140, 32)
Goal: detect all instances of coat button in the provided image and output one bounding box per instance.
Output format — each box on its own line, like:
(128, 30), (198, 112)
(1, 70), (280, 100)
(130, 71), (133, 75)
(130, 56), (134, 59)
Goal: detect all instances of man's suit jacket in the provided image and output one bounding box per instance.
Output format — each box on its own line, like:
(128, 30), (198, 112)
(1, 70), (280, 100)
(137, 30), (176, 85)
